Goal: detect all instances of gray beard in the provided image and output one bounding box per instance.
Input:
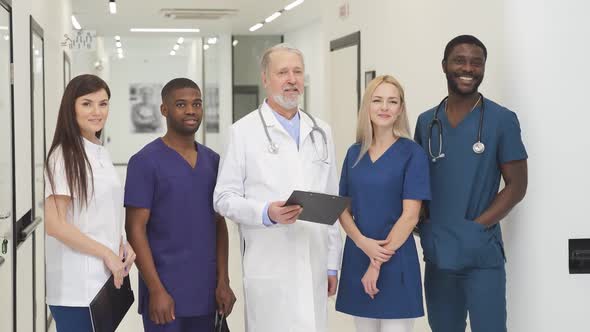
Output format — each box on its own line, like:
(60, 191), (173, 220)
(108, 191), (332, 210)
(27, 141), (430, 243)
(272, 94), (299, 110)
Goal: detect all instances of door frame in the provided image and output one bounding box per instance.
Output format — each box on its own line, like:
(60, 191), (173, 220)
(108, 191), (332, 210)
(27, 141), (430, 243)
(329, 31), (361, 110)
(0, 0), (16, 331)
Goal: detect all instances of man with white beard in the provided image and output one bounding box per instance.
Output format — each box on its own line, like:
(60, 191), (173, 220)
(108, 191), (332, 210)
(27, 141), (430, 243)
(214, 44), (343, 332)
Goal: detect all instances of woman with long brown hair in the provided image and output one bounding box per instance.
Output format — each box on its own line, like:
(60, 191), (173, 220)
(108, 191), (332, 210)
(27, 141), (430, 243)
(44, 74), (136, 331)
(335, 75), (431, 332)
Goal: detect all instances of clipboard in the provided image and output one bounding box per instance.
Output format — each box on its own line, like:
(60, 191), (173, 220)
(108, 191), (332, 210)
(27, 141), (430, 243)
(89, 275), (134, 332)
(284, 190), (350, 225)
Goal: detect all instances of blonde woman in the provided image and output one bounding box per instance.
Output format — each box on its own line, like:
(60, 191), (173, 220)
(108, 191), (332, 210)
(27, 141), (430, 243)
(335, 75), (430, 332)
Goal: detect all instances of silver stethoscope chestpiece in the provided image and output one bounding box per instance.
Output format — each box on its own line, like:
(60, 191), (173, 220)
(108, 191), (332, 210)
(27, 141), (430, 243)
(473, 141), (485, 154)
(268, 142), (279, 154)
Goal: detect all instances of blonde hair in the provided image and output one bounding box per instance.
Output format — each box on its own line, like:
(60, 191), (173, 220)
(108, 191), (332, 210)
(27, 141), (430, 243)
(354, 75), (411, 166)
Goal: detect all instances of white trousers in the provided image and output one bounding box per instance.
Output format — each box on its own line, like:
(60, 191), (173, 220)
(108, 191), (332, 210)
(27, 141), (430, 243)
(354, 317), (415, 332)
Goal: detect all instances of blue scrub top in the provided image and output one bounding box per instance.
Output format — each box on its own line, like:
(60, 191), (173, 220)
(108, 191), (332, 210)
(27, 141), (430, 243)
(335, 138), (431, 319)
(414, 97), (527, 270)
(124, 138), (220, 317)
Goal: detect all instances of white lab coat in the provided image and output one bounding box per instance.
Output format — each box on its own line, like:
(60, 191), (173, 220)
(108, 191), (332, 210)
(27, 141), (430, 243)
(214, 102), (343, 332)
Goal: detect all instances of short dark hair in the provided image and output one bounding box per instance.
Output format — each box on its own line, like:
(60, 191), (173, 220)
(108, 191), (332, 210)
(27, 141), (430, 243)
(161, 78), (200, 102)
(443, 35), (487, 62)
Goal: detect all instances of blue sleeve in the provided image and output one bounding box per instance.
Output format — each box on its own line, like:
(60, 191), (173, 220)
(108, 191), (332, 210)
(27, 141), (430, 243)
(339, 148), (351, 197)
(498, 111), (528, 164)
(403, 147), (431, 201)
(124, 153), (155, 209)
(262, 203), (276, 226)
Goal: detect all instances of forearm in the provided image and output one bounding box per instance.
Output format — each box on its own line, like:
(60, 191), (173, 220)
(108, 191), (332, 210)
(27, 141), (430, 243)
(216, 215), (230, 283)
(339, 209), (365, 245)
(385, 214), (419, 252)
(127, 224), (165, 293)
(476, 183), (527, 227)
(47, 221), (112, 260)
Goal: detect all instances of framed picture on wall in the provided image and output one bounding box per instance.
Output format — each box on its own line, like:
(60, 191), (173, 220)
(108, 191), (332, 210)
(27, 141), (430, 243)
(364, 70), (376, 87)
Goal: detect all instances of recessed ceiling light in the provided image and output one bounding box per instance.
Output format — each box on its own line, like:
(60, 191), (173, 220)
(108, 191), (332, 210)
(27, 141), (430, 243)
(173, 44), (180, 51)
(115, 41), (122, 48)
(130, 28), (200, 33)
(170, 50), (176, 56)
(71, 15), (82, 30)
(265, 12), (282, 23)
(114, 35), (121, 41)
(109, 0), (117, 14)
(117, 48), (123, 54)
(118, 53), (124, 59)
(285, 0), (304, 11)
(232, 40), (238, 47)
(249, 23), (263, 32)
(207, 37), (218, 45)
(177, 37), (184, 44)
(203, 44), (210, 50)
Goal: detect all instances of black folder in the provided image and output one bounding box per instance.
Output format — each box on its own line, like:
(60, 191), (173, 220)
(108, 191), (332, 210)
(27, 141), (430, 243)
(284, 190), (350, 225)
(89, 275), (134, 332)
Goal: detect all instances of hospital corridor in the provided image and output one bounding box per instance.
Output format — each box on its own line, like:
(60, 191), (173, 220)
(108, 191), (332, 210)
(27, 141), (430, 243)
(1, 0), (589, 331)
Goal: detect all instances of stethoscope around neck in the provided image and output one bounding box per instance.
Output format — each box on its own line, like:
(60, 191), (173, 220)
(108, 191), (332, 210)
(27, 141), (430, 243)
(428, 93), (486, 163)
(257, 103), (329, 163)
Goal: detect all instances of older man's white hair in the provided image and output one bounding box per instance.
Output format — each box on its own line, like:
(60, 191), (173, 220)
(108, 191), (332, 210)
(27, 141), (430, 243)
(259, 43), (305, 75)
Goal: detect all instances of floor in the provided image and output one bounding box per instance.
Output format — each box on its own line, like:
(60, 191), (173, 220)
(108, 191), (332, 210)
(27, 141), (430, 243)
(49, 221), (469, 332)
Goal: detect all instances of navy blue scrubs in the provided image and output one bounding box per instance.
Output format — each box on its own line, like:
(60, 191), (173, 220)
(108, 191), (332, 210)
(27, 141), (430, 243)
(335, 138), (431, 319)
(414, 98), (527, 332)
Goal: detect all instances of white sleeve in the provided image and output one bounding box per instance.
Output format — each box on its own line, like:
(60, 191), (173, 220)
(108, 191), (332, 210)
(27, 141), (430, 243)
(325, 126), (343, 270)
(45, 147), (71, 198)
(214, 126), (266, 227)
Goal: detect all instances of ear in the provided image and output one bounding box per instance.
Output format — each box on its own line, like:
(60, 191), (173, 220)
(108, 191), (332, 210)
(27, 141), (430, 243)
(261, 71), (268, 88)
(441, 60), (447, 74)
(160, 103), (167, 117)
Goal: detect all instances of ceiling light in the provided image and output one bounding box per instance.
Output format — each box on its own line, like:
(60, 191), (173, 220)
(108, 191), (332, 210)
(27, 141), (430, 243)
(109, 0), (117, 14)
(232, 40), (238, 47)
(203, 44), (210, 50)
(170, 50), (176, 56)
(265, 12), (282, 23)
(207, 37), (218, 45)
(118, 53), (124, 59)
(130, 28), (200, 33)
(285, 0), (304, 11)
(71, 15), (82, 30)
(177, 37), (184, 44)
(0, 26), (8, 30)
(249, 23), (263, 32)
(116, 48), (123, 54)
(173, 44), (180, 51)
(3, 35), (9, 41)
(34, 50), (40, 56)
(115, 41), (122, 48)
(114, 35), (121, 41)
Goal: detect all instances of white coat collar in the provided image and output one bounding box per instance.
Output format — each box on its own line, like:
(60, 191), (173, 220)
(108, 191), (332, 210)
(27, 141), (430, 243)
(261, 100), (314, 142)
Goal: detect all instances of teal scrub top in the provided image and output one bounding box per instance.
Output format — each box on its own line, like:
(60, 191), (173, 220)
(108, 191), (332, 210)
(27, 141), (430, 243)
(414, 97), (527, 270)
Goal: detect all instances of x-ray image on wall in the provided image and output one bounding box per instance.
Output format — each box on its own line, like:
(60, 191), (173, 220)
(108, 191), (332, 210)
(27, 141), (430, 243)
(129, 83), (163, 133)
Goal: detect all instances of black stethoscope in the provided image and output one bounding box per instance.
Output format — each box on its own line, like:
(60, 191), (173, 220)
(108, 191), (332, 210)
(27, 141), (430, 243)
(257, 103), (329, 163)
(428, 93), (485, 163)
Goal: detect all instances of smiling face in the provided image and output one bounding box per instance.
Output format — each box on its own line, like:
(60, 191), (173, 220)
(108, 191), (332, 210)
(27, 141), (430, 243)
(369, 82), (403, 131)
(443, 43), (486, 96)
(262, 49), (305, 111)
(74, 89), (109, 141)
(161, 87), (203, 136)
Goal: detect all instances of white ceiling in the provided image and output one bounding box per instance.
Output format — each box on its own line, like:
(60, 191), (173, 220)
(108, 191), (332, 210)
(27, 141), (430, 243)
(71, 0), (321, 38)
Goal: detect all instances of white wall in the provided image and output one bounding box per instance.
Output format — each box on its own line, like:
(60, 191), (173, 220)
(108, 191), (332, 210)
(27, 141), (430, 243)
(321, 0), (504, 129)
(502, 0), (590, 330)
(284, 20), (327, 121)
